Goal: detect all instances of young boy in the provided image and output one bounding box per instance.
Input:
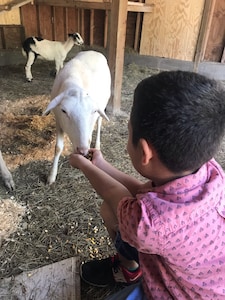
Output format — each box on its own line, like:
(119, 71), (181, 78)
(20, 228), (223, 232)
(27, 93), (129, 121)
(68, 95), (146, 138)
(69, 71), (225, 299)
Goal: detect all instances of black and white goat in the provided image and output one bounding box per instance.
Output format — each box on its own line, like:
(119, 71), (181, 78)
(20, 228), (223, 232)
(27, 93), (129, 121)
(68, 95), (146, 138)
(0, 150), (15, 190)
(22, 33), (84, 82)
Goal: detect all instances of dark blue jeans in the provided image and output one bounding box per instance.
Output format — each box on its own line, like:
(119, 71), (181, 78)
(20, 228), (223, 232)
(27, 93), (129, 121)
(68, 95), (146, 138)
(114, 231), (139, 263)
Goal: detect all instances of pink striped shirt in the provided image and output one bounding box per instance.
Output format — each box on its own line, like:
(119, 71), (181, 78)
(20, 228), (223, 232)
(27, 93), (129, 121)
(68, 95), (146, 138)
(118, 159), (225, 299)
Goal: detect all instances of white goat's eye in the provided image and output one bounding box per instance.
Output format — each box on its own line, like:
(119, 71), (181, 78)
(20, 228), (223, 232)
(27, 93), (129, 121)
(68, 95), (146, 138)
(61, 109), (66, 114)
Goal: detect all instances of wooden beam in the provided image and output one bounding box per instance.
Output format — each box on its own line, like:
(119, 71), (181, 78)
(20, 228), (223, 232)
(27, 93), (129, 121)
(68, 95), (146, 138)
(34, 0), (153, 13)
(35, 0), (111, 10)
(127, 1), (153, 12)
(108, 0), (128, 113)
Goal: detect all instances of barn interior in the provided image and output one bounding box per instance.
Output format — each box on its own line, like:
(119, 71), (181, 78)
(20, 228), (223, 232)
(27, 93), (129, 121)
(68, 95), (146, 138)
(0, 1), (225, 299)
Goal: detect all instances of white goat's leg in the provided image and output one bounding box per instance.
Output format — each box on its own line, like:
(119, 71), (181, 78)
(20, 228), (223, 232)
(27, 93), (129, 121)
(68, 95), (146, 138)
(0, 150), (15, 190)
(94, 116), (103, 149)
(25, 52), (35, 82)
(55, 59), (64, 75)
(47, 127), (64, 185)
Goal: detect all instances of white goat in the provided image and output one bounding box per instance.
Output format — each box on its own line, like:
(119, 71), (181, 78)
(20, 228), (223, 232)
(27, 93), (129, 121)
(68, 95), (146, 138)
(22, 33), (84, 82)
(0, 150), (15, 190)
(43, 50), (111, 185)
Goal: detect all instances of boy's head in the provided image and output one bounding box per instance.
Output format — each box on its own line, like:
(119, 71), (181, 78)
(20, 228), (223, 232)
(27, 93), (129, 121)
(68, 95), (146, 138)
(130, 71), (225, 173)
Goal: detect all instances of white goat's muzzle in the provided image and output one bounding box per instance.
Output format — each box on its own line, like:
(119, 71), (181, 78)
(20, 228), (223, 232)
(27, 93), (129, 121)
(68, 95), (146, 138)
(76, 147), (89, 156)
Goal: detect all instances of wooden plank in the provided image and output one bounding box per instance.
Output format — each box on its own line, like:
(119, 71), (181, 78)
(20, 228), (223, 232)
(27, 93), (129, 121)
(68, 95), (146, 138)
(93, 9), (105, 46)
(20, 3), (38, 37)
(67, 7), (79, 33)
(65, 6), (68, 35)
(52, 6), (56, 39)
(203, 0), (225, 62)
(193, 0), (216, 72)
(127, 1), (153, 12)
(221, 47), (225, 63)
(140, 0), (205, 61)
(77, 7), (81, 32)
(38, 4), (52, 39)
(0, 0), (32, 12)
(104, 9), (108, 48)
(53, 6), (66, 40)
(126, 12), (137, 49)
(0, 0), (21, 23)
(134, 12), (141, 51)
(90, 8), (94, 45)
(80, 8), (85, 40)
(0, 27), (4, 48)
(134, 1), (143, 51)
(2, 24), (25, 48)
(0, 257), (81, 300)
(108, 0), (128, 113)
(83, 9), (91, 44)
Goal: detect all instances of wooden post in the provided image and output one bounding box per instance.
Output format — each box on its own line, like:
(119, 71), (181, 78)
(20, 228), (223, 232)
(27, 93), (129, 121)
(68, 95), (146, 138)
(108, 0), (128, 113)
(104, 9), (108, 48)
(221, 47), (225, 63)
(193, 0), (216, 72)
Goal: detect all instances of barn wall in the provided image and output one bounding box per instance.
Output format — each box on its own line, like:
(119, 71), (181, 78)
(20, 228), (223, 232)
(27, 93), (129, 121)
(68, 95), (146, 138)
(0, 0), (224, 63)
(18, 3), (138, 49)
(140, 0), (205, 61)
(0, 0), (20, 24)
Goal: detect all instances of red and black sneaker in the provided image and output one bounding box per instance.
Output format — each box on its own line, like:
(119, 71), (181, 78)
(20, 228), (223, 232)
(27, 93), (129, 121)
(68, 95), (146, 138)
(80, 254), (142, 287)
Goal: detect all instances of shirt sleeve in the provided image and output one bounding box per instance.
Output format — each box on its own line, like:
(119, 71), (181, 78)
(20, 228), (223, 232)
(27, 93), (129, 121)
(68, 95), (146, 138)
(117, 195), (165, 255)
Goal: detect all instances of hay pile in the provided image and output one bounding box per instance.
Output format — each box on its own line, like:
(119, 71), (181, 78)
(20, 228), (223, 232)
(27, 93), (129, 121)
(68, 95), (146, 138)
(0, 198), (25, 246)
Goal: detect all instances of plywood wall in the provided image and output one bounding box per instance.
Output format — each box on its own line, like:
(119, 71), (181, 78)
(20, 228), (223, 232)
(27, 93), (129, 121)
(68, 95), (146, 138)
(0, 0), (21, 24)
(204, 0), (225, 62)
(140, 0), (205, 61)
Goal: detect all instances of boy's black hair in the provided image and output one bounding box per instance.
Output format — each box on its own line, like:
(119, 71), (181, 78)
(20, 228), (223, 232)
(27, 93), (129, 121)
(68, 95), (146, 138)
(131, 71), (225, 173)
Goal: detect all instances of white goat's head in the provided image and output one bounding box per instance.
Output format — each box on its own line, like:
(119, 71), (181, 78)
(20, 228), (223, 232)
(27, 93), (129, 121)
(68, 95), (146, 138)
(43, 88), (108, 156)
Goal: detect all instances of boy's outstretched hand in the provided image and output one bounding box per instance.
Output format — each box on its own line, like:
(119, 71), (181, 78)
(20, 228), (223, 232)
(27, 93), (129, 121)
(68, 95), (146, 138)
(69, 149), (105, 170)
(87, 149), (105, 167)
(69, 149), (133, 215)
(69, 152), (90, 169)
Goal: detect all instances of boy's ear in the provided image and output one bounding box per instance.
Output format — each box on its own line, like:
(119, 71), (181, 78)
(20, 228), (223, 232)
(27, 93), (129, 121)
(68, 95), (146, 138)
(139, 138), (153, 165)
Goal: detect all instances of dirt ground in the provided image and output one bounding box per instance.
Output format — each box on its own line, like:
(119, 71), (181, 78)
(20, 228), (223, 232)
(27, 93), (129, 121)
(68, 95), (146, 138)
(0, 56), (225, 300)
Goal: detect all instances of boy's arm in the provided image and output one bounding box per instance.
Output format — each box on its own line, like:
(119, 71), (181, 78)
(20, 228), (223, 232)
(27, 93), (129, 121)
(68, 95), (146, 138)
(88, 149), (144, 196)
(69, 153), (132, 215)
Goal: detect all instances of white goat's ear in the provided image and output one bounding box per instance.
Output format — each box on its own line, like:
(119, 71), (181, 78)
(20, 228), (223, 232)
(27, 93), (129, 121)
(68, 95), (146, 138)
(42, 93), (64, 116)
(97, 109), (109, 121)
